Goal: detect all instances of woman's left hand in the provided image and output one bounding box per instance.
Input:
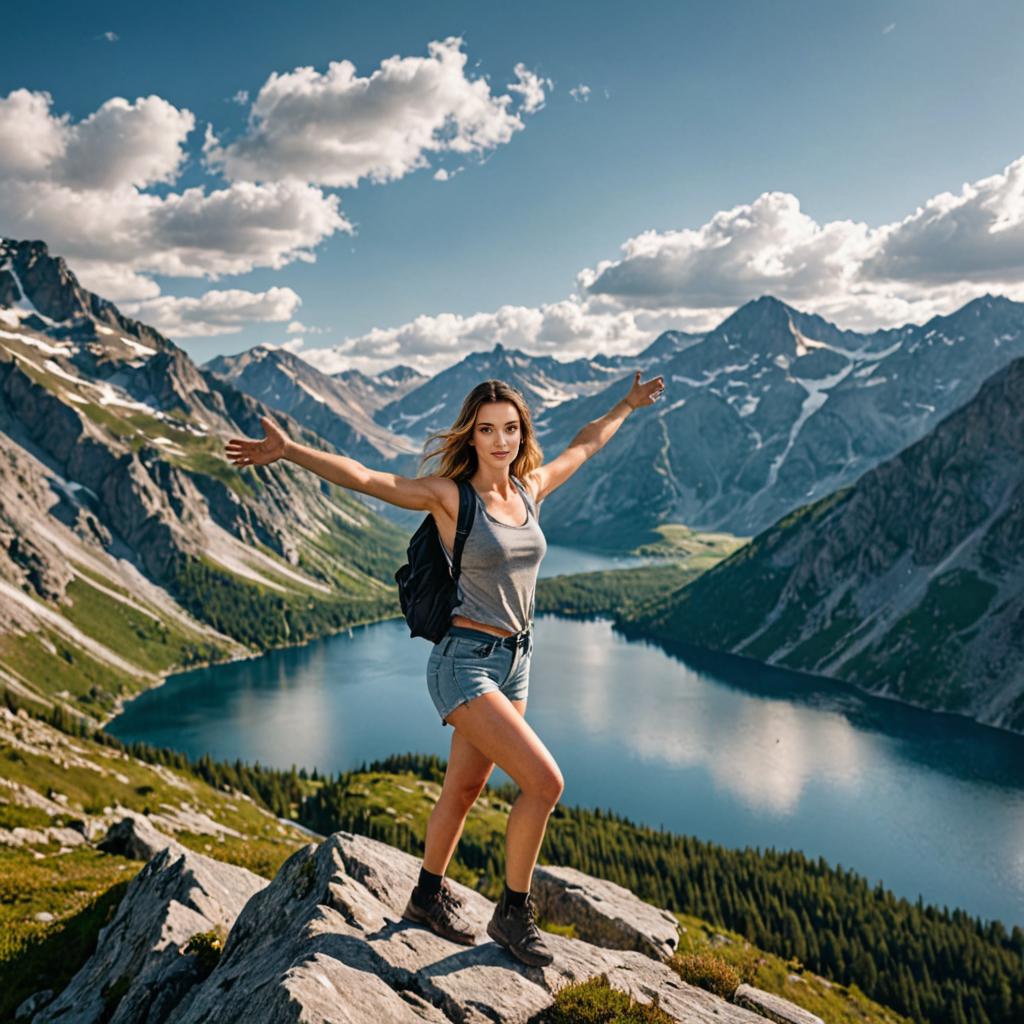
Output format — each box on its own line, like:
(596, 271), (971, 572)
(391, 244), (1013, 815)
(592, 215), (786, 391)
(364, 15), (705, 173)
(625, 370), (665, 409)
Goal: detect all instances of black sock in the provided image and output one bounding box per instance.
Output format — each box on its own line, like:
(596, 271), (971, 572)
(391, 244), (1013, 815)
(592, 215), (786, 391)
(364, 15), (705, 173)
(414, 866), (443, 905)
(503, 882), (528, 908)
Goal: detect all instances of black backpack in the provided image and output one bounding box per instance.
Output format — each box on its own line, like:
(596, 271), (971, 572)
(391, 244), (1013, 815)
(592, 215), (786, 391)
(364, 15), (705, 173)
(394, 479), (476, 643)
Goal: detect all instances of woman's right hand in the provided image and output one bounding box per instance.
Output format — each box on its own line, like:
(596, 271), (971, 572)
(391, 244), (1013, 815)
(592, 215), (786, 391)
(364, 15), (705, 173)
(225, 415), (290, 468)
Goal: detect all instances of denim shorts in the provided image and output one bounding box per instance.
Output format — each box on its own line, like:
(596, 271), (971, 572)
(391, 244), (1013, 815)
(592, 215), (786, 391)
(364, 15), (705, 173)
(427, 625), (533, 726)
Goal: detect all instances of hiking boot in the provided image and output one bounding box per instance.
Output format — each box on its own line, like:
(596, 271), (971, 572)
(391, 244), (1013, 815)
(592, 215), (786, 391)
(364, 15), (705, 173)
(486, 891), (554, 967)
(401, 881), (477, 945)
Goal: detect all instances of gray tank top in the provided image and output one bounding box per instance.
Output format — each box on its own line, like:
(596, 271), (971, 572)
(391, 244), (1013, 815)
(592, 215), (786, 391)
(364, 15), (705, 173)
(440, 475), (547, 634)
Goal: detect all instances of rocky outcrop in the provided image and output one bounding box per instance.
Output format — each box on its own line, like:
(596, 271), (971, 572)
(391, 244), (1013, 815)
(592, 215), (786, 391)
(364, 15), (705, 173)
(532, 864), (679, 962)
(23, 821), (828, 1024)
(33, 823), (267, 1024)
(0, 239), (172, 354)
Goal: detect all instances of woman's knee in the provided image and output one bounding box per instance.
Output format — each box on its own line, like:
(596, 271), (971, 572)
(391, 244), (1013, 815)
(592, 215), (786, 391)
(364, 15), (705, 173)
(441, 774), (490, 813)
(525, 765), (564, 808)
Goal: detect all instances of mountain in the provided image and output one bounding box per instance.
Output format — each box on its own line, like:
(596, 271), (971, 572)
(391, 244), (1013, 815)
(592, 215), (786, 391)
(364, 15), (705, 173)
(591, 329), (704, 368)
(624, 351), (1024, 735)
(372, 341), (631, 442)
(204, 346), (419, 464)
(537, 294), (1024, 549)
(335, 363), (427, 413)
(0, 238), (407, 727)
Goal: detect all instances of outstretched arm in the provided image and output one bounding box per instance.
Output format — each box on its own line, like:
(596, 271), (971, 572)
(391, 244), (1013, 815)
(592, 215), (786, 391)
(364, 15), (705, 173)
(526, 370), (664, 503)
(224, 415), (445, 512)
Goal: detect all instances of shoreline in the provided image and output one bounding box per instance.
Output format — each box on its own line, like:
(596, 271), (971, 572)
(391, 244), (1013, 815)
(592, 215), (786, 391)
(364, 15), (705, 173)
(98, 608), (405, 733)
(611, 615), (1024, 742)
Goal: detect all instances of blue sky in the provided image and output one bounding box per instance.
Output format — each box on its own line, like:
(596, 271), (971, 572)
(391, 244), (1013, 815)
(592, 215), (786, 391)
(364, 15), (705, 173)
(3, 1), (1024, 373)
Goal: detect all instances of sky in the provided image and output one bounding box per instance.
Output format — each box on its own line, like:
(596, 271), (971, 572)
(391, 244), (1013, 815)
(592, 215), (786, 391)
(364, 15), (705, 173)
(2, 0), (1024, 374)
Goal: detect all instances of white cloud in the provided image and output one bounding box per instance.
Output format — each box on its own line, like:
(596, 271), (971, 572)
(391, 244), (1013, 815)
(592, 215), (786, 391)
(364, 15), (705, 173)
(123, 286), (301, 337)
(0, 89), (350, 304)
(102, 31), (118, 43)
(576, 155), (1024, 330)
(579, 191), (873, 310)
(569, 84), (591, 103)
(63, 96), (195, 190)
(295, 152), (1024, 373)
(861, 157), (1024, 286)
(286, 320), (327, 334)
(507, 63), (552, 114)
(0, 37), (545, 338)
(0, 90), (67, 178)
(0, 177), (348, 288)
(0, 90), (193, 190)
(883, 22), (896, 34)
(290, 295), (700, 376)
(433, 165), (465, 182)
(205, 37), (543, 187)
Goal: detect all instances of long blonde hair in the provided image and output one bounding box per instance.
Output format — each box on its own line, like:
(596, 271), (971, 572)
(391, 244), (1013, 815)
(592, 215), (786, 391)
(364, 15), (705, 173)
(420, 379), (543, 481)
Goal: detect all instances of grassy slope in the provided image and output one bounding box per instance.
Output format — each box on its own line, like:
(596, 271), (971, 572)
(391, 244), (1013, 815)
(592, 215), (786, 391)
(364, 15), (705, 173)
(673, 912), (909, 1024)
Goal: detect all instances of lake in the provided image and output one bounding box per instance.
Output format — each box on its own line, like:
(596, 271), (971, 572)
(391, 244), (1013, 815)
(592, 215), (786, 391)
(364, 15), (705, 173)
(106, 547), (1024, 929)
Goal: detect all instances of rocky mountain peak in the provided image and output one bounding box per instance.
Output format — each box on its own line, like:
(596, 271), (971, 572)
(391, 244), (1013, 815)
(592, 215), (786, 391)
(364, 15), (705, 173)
(379, 363), (425, 384)
(0, 237), (173, 359)
(1, 238), (115, 331)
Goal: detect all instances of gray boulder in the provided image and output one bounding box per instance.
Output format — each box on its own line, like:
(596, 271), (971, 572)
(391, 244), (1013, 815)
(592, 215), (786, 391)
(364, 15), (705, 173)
(532, 863), (680, 962)
(96, 811), (183, 861)
(735, 984), (826, 1024)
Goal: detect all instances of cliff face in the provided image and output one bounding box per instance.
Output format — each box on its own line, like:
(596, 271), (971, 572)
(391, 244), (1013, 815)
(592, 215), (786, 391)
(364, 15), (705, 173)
(628, 353), (1024, 734)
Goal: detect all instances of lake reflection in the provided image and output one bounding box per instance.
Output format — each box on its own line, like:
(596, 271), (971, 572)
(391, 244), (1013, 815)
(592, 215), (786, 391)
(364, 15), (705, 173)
(108, 612), (1024, 927)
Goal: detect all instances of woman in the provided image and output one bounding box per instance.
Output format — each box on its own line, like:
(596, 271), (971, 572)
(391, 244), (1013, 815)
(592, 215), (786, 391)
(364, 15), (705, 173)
(225, 368), (664, 966)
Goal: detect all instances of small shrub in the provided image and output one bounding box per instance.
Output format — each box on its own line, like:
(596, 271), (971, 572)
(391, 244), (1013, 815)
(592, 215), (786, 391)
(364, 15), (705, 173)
(539, 919), (577, 939)
(292, 856), (317, 899)
(671, 952), (741, 999)
(183, 927), (226, 979)
(531, 973), (675, 1023)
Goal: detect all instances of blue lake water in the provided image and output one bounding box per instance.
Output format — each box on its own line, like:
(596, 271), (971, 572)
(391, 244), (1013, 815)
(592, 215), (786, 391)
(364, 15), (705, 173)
(107, 548), (1024, 929)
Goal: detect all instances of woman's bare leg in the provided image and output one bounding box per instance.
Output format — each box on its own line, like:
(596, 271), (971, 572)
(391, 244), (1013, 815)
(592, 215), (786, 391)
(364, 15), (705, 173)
(444, 692), (563, 892)
(421, 698), (526, 874)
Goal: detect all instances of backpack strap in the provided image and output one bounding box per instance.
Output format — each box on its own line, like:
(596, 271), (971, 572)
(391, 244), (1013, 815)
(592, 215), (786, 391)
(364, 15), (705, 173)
(450, 479), (476, 580)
